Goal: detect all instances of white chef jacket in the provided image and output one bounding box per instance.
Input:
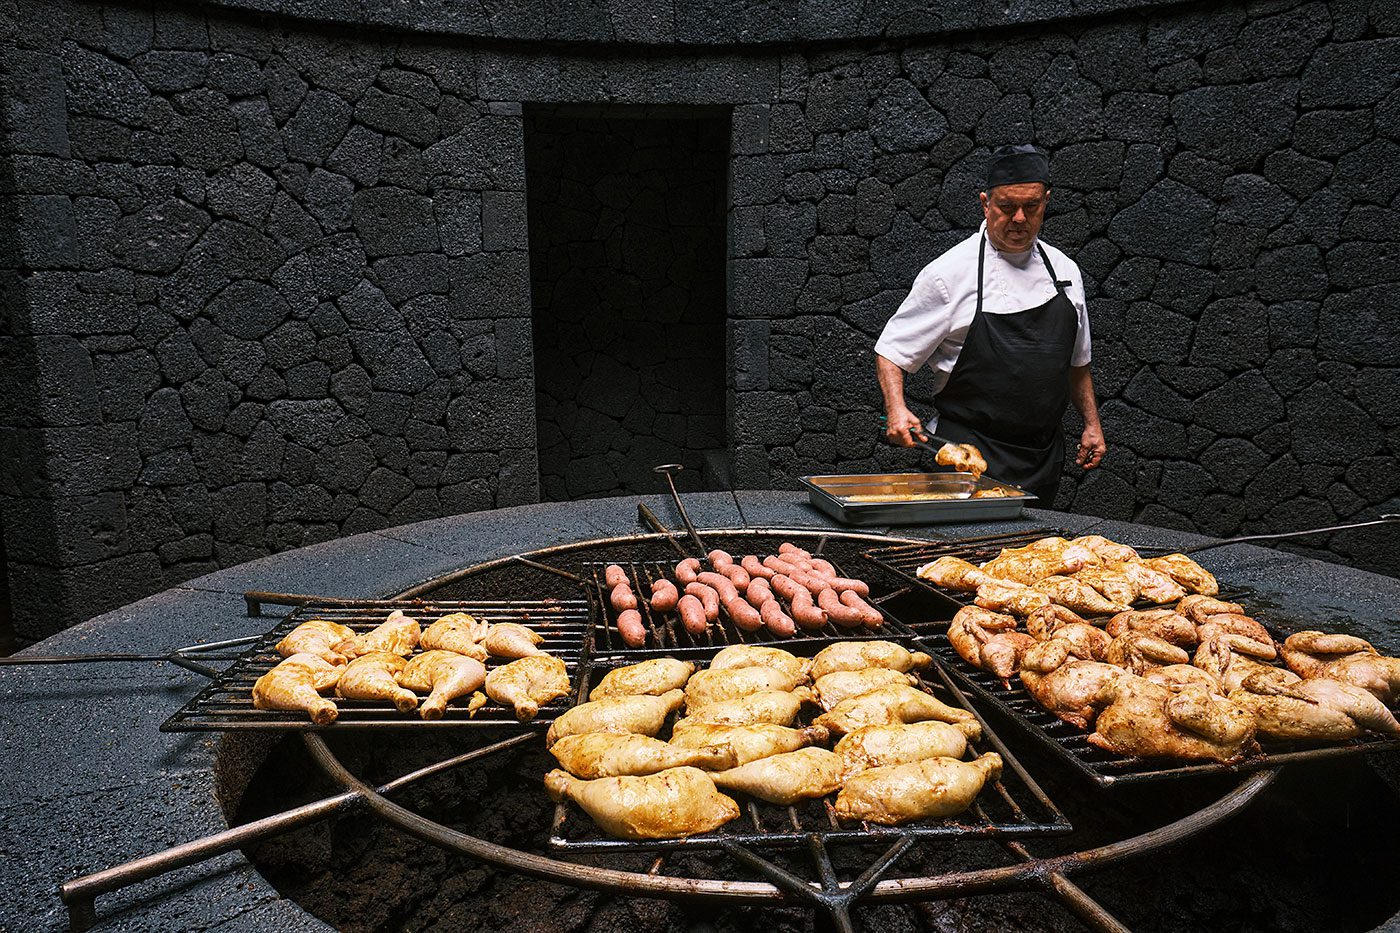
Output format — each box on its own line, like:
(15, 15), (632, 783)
(874, 222), (1092, 434)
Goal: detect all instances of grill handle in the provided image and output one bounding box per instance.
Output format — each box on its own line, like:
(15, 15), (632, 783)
(1136, 514), (1400, 556)
(651, 463), (707, 556)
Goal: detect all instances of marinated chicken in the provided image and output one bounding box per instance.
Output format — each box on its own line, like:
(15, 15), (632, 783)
(590, 658), (696, 700)
(550, 732), (736, 778)
(336, 651), (418, 712)
(1106, 561), (1186, 604)
(916, 556), (994, 591)
(1196, 613), (1273, 646)
(1027, 622), (1111, 665)
(1145, 663), (1222, 692)
(947, 607), (1036, 686)
(835, 753), (1003, 825)
(1141, 553), (1218, 596)
(1280, 631), (1377, 679)
(814, 668), (917, 710)
(1073, 535), (1140, 563)
(979, 552), (1074, 586)
(1032, 575), (1126, 615)
(810, 641), (933, 680)
(1088, 679), (1256, 762)
(814, 685), (978, 736)
(684, 665), (807, 709)
(1071, 565), (1139, 608)
(399, 649), (486, 720)
(1019, 659), (1125, 729)
(974, 580), (1053, 616)
(1230, 673), (1400, 741)
(485, 654), (571, 722)
(676, 688), (815, 729)
(1194, 634), (1283, 694)
(707, 645), (811, 681)
(481, 622), (545, 658)
(669, 722), (830, 766)
(545, 689), (685, 747)
(1024, 604), (1090, 640)
(252, 652), (342, 725)
(275, 619), (355, 665)
(1311, 652), (1400, 703)
(333, 610), (421, 659)
(544, 766), (740, 839)
(935, 441), (988, 479)
(419, 612), (490, 660)
(1177, 595), (1244, 626)
(1103, 631), (1190, 674)
(835, 720), (981, 772)
(710, 747), (846, 804)
(1105, 609), (1198, 647)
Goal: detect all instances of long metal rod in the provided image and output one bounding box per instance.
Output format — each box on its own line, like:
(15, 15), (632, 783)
(58, 733), (535, 931)
(1136, 514), (1400, 556)
(652, 464), (708, 555)
(1004, 840), (1132, 933)
(637, 502), (692, 558)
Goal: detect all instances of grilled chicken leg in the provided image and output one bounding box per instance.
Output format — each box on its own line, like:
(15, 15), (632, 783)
(676, 688), (815, 729)
(708, 645), (812, 681)
(550, 733), (736, 778)
(252, 653), (342, 725)
(710, 747), (846, 804)
(835, 720), (981, 772)
(481, 622), (545, 658)
(545, 689), (685, 747)
(1142, 553), (1218, 596)
(810, 641), (933, 679)
(668, 723), (829, 765)
(814, 685), (977, 736)
(334, 610), (421, 659)
(814, 668), (917, 709)
(916, 556), (994, 591)
(336, 651), (418, 712)
(683, 665), (807, 708)
(420, 613), (491, 660)
(275, 619), (355, 665)
(485, 654), (571, 722)
(544, 766), (739, 839)
(399, 649), (487, 720)
(835, 753), (1003, 824)
(590, 658), (696, 699)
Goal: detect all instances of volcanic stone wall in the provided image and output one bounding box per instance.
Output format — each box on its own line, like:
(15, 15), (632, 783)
(0, 0), (1397, 637)
(526, 110), (729, 501)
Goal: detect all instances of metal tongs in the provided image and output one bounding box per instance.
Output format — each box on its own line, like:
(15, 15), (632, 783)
(1134, 514), (1400, 556)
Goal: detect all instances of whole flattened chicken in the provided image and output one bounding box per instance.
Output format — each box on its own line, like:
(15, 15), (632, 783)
(1105, 609), (1198, 647)
(481, 622), (545, 658)
(545, 766), (739, 840)
(814, 685), (977, 736)
(399, 650), (487, 720)
(1177, 595), (1244, 625)
(974, 581), (1052, 617)
(676, 688), (815, 729)
(1072, 535), (1139, 563)
(916, 556), (993, 592)
(835, 720), (981, 772)
(1027, 624), (1111, 666)
(669, 722), (829, 765)
(1105, 561), (1186, 604)
(550, 732), (736, 778)
(1104, 631), (1190, 674)
(684, 665), (807, 709)
(1194, 633), (1280, 693)
(336, 651), (418, 712)
(810, 641), (933, 680)
(710, 747), (847, 804)
(814, 668), (917, 710)
(275, 619), (355, 665)
(1020, 659), (1125, 730)
(485, 654), (571, 722)
(546, 689), (685, 747)
(708, 645), (811, 681)
(420, 613), (491, 661)
(333, 609), (421, 659)
(947, 609), (1036, 687)
(252, 652), (342, 725)
(1196, 613), (1273, 646)
(1025, 604), (1090, 640)
(1279, 631), (1377, 679)
(1230, 672), (1400, 741)
(1033, 575), (1126, 616)
(835, 753), (1003, 825)
(1088, 679), (1255, 762)
(1071, 565), (1139, 608)
(1312, 653), (1400, 704)
(590, 658), (696, 699)
(1141, 553), (1218, 596)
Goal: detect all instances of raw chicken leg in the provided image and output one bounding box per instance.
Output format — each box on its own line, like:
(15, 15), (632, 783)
(252, 653), (342, 725)
(545, 689), (685, 747)
(336, 651), (418, 712)
(544, 766), (739, 839)
(834, 720), (981, 772)
(275, 619), (355, 665)
(334, 610), (421, 659)
(399, 649), (487, 720)
(810, 641), (932, 679)
(668, 722), (829, 765)
(482, 622), (545, 658)
(420, 613), (491, 660)
(708, 645), (811, 681)
(550, 732), (736, 778)
(485, 654), (571, 722)
(683, 666), (806, 708)
(814, 685), (977, 736)
(835, 753), (1003, 824)
(710, 747), (846, 804)
(590, 658), (696, 699)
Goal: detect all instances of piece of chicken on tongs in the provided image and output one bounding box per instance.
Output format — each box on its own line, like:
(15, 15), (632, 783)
(399, 649), (487, 720)
(1105, 561), (1186, 604)
(935, 441), (988, 479)
(252, 652), (342, 724)
(336, 651), (419, 712)
(835, 753), (1003, 824)
(420, 612), (491, 661)
(334, 609), (422, 659)
(947, 606), (1036, 686)
(485, 654), (571, 722)
(710, 747), (847, 804)
(1071, 565), (1139, 609)
(550, 733), (736, 778)
(276, 619), (355, 665)
(1087, 678), (1256, 762)
(544, 766), (739, 839)
(1230, 669), (1400, 740)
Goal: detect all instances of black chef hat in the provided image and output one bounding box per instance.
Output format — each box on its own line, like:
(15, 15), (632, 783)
(986, 144), (1050, 190)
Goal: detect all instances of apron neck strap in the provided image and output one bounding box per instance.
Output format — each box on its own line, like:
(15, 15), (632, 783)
(977, 234), (1066, 314)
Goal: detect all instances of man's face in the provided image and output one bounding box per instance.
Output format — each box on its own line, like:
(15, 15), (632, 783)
(980, 182), (1050, 252)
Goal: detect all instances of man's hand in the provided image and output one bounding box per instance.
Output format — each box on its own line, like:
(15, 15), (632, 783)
(885, 407), (929, 447)
(1077, 423), (1106, 469)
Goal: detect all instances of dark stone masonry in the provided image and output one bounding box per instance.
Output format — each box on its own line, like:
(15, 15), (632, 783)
(0, 0), (1397, 639)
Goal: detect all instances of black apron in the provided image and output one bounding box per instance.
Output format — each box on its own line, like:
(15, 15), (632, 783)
(932, 235), (1078, 504)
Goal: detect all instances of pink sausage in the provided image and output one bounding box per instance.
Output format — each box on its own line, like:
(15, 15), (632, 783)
(759, 599), (797, 637)
(810, 558), (837, 577)
(769, 574), (802, 602)
(818, 588), (865, 628)
(787, 569), (830, 596)
(685, 582), (720, 622)
(779, 543), (813, 561)
(826, 576), (871, 597)
(676, 595), (708, 636)
(746, 577), (774, 610)
(788, 586), (828, 630)
(720, 564), (751, 590)
(616, 608), (647, 647)
(610, 585), (637, 612)
(741, 555), (774, 579)
(839, 589), (883, 627)
(675, 558), (702, 585)
(604, 564), (629, 588)
(649, 579), (679, 613)
(696, 572), (740, 605)
(726, 597), (764, 632)
(763, 555), (800, 576)
(707, 549), (735, 570)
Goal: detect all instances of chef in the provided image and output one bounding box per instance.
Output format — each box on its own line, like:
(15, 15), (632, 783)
(874, 143), (1106, 504)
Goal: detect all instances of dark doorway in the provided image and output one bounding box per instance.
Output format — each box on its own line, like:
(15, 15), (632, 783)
(525, 105), (730, 501)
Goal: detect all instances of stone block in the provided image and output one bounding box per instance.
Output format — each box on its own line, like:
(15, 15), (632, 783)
(1107, 179), (1213, 264)
(1300, 37), (1400, 107)
(1171, 79), (1295, 167)
(1192, 371), (1285, 436)
(351, 186), (441, 256)
(283, 88), (353, 165)
(481, 190), (528, 251)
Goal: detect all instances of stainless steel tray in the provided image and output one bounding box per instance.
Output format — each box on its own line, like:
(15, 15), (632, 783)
(800, 472), (1035, 525)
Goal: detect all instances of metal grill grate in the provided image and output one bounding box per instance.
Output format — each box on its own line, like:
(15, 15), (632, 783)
(162, 599), (589, 731)
(548, 641), (1071, 853)
(586, 560), (912, 657)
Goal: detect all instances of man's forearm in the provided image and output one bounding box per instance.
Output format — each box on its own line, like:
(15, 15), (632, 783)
(1069, 365), (1100, 427)
(876, 355), (911, 414)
